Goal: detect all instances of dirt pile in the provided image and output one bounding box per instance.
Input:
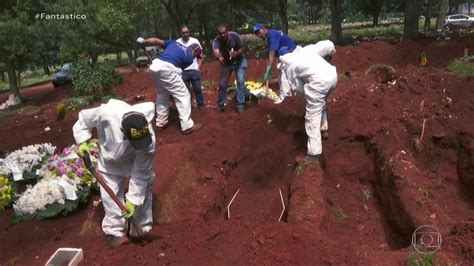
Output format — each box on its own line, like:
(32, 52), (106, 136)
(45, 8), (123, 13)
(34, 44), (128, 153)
(1, 38), (473, 265)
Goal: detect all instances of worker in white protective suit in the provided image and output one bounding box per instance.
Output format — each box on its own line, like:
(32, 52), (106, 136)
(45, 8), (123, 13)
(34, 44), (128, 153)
(277, 42), (337, 164)
(73, 99), (156, 247)
(136, 36), (202, 134)
(276, 40), (336, 104)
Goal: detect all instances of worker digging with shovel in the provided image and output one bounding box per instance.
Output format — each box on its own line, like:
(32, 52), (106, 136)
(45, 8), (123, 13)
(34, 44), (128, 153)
(73, 99), (156, 248)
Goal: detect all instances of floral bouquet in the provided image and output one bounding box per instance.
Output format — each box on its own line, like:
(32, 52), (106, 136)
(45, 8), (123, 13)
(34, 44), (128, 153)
(230, 80), (279, 101)
(10, 140), (100, 222)
(0, 175), (14, 211)
(4, 143), (56, 181)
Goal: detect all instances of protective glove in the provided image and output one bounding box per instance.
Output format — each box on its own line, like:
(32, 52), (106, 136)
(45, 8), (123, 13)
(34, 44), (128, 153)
(122, 200), (136, 220)
(77, 141), (90, 157)
(263, 65), (272, 81)
(136, 37), (145, 46)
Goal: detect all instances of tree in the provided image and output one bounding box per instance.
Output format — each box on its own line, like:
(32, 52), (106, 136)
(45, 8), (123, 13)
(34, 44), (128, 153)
(403, 0), (422, 39)
(160, 0), (197, 32)
(436, 0), (448, 31)
(424, 0), (434, 31)
(329, 0), (343, 42)
(279, 0), (289, 33)
(0, 9), (39, 99)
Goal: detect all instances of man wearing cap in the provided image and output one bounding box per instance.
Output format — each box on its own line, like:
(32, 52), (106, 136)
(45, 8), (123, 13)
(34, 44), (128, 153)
(276, 44), (337, 165)
(136, 36), (202, 133)
(253, 23), (296, 89)
(74, 99), (156, 247)
(176, 25), (206, 109)
(212, 24), (247, 113)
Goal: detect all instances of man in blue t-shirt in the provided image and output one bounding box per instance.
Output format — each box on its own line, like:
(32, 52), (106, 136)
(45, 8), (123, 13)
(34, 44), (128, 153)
(212, 24), (247, 113)
(137, 36), (202, 134)
(253, 23), (296, 87)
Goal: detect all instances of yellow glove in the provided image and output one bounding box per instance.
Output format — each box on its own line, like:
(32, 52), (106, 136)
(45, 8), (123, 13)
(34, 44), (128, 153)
(77, 141), (90, 157)
(122, 200), (136, 220)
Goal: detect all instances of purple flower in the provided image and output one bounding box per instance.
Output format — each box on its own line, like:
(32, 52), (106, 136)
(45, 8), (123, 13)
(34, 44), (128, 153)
(75, 158), (82, 165)
(58, 166), (65, 175)
(70, 163), (78, 170)
(75, 168), (83, 177)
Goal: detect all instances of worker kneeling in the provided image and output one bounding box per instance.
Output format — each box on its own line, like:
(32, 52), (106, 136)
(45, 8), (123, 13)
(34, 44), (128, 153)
(277, 43), (337, 165)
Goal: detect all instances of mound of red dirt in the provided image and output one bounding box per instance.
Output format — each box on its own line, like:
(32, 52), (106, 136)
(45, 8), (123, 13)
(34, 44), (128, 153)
(1, 38), (473, 265)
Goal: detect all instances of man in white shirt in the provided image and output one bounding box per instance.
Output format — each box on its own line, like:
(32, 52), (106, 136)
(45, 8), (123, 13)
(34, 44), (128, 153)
(176, 25), (206, 109)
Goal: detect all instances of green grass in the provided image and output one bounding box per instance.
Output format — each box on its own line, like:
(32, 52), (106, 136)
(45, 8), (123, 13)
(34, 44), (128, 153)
(407, 250), (436, 266)
(0, 70), (51, 91)
(332, 207), (348, 221)
(446, 56), (474, 77)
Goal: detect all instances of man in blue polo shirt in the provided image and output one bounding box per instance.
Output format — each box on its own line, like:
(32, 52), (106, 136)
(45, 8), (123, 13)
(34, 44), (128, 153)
(253, 23), (296, 84)
(137, 36), (202, 134)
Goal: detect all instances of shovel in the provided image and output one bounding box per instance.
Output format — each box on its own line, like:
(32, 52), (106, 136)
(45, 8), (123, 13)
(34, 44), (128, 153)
(81, 152), (143, 239)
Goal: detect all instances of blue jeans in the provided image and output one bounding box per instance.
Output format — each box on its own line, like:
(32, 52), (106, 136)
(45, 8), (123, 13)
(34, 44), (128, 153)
(218, 57), (247, 108)
(182, 70), (205, 107)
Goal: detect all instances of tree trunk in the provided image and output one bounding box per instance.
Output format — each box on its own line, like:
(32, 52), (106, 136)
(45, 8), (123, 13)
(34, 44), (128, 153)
(228, 0), (235, 30)
(43, 66), (50, 76)
(424, 0), (433, 31)
(329, 0), (343, 43)
(197, 2), (212, 56)
(373, 11), (379, 26)
(16, 70), (21, 89)
(403, 0), (422, 39)
(279, 0), (289, 34)
(436, 0), (449, 31)
(126, 50), (137, 72)
(6, 61), (20, 98)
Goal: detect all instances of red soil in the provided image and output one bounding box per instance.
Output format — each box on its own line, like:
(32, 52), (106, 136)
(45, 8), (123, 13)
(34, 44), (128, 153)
(1, 38), (473, 265)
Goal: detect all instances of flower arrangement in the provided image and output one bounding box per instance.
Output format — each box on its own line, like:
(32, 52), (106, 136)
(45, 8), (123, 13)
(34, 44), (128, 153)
(1, 140), (100, 222)
(5, 143), (55, 175)
(0, 176), (13, 211)
(38, 140), (99, 187)
(230, 80), (279, 101)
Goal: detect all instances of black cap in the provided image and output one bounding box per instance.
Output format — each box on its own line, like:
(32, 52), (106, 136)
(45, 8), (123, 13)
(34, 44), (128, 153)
(121, 111), (152, 149)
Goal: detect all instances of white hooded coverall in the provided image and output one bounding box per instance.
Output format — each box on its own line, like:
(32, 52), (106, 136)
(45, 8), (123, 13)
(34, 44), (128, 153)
(278, 40), (336, 101)
(73, 99), (156, 237)
(279, 45), (338, 156)
(149, 59), (195, 131)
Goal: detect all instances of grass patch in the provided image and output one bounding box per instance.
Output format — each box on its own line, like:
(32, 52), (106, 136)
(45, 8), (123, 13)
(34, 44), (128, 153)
(0, 71), (51, 91)
(344, 24), (403, 39)
(332, 207), (348, 221)
(407, 249), (436, 266)
(294, 163), (305, 175)
(446, 56), (474, 77)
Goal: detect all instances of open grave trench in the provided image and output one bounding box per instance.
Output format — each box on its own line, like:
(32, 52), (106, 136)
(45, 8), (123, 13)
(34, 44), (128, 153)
(150, 97), (473, 262)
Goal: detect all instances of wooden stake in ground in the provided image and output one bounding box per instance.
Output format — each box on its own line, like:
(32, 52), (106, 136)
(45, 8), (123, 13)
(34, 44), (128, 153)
(420, 118), (427, 142)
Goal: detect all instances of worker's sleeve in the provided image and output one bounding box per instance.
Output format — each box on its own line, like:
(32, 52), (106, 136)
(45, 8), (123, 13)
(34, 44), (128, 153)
(211, 37), (220, 50)
(268, 31), (280, 52)
(126, 149), (155, 206)
(72, 106), (101, 144)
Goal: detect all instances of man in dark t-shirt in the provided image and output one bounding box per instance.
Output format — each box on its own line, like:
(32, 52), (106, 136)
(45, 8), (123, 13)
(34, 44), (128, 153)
(212, 24), (247, 113)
